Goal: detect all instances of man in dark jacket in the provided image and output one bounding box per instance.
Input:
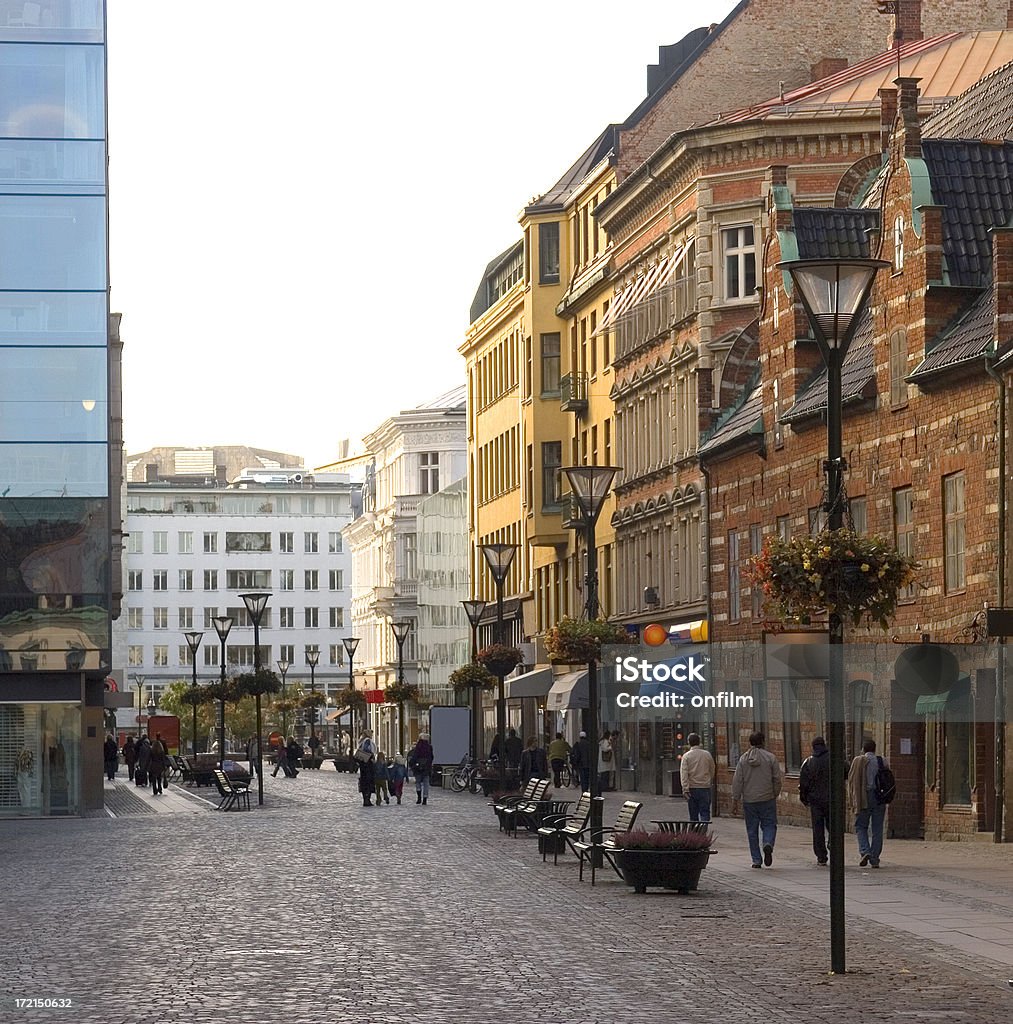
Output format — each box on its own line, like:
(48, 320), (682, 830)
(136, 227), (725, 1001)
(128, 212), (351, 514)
(798, 736), (831, 866)
(504, 728), (522, 769)
(570, 731), (591, 792)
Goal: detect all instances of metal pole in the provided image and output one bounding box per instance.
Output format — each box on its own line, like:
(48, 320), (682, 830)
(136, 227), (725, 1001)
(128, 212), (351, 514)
(253, 621), (264, 806)
(585, 520), (603, 858)
(397, 639), (405, 755)
(826, 350), (847, 974)
(190, 656), (199, 759)
(218, 637), (226, 771)
(348, 651), (355, 749)
(496, 579), (506, 791)
(135, 679), (143, 738)
(309, 662), (316, 745)
(471, 621), (480, 765)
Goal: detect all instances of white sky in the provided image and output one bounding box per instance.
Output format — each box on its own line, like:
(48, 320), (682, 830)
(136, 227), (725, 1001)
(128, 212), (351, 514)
(107, 0), (729, 469)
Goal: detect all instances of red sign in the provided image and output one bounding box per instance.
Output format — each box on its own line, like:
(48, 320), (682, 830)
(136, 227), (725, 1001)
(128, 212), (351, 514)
(365, 689), (386, 704)
(148, 715), (181, 754)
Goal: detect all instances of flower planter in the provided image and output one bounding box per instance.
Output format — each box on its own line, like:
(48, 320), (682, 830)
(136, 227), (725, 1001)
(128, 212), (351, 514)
(615, 848), (714, 894)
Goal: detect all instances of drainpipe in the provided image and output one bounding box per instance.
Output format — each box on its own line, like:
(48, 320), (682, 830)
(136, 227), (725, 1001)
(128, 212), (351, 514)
(985, 353), (1006, 843)
(699, 460), (718, 815)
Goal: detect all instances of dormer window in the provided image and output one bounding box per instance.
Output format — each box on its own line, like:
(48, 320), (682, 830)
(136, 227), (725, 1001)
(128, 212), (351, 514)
(894, 214), (905, 270)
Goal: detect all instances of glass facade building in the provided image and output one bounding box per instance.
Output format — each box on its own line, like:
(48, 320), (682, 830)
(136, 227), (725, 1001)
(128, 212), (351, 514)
(0, 1), (110, 817)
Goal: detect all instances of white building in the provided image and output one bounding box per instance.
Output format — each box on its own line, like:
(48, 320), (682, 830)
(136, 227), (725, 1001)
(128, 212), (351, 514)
(340, 387), (467, 750)
(122, 465), (357, 727)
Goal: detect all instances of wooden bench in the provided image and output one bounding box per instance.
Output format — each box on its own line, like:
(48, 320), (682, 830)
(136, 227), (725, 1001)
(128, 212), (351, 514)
(213, 769), (251, 811)
(493, 778), (543, 831)
(538, 791), (592, 863)
(572, 800), (644, 885)
(510, 797), (572, 838)
(500, 779), (551, 835)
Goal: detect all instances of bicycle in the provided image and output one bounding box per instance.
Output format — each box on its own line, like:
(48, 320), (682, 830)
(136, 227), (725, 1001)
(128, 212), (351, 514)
(449, 756), (473, 793)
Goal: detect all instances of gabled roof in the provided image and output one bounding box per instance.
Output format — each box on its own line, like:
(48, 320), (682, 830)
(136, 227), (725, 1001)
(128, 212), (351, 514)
(711, 32), (1013, 126)
(793, 208), (879, 259)
(525, 125), (618, 214)
(909, 288), (993, 380)
(698, 385), (763, 459)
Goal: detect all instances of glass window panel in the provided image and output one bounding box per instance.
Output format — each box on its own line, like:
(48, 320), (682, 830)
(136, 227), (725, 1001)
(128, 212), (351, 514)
(0, 42), (104, 138)
(0, 290), (106, 344)
(0, 441), (106, 495)
(0, 346), (106, 441)
(0, 139), (103, 187)
(0, 195), (105, 290)
(0, 2), (104, 42)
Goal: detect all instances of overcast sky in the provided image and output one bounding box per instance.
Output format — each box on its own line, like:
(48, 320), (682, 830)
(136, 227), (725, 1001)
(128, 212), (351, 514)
(106, 1), (726, 468)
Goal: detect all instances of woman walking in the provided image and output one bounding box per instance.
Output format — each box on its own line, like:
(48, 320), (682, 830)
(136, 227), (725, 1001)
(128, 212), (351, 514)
(408, 732), (434, 805)
(148, 735), (167, 796)
(356, 729), (377, 807)
(135, 736), (151, 788)
(122, 735), (137, 782)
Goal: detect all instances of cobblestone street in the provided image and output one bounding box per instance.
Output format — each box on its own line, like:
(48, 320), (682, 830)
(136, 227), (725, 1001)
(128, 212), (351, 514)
(3, 769), (1013, 1024)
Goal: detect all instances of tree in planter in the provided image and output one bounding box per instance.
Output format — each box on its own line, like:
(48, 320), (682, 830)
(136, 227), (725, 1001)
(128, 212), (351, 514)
(476, 643), (523, 677)
(544, 617), (635, 664)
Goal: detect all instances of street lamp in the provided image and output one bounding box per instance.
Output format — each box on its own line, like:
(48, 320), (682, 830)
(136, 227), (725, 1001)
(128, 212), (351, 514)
(462, 598), (488, 761)
(779, 256), (887, 974)
(342, 637), (360, 751)
(212, 615), (233, 770)
(277, 658), (290, 738)
(306, 646), (320, 746)
(133, 674), (146, 738)
(564, 464), (619, 863)
(480, 543), (517, 791)
(240, 592), (271, 806)
(390, 620), (412, 755)
(183, 630), (204, 759)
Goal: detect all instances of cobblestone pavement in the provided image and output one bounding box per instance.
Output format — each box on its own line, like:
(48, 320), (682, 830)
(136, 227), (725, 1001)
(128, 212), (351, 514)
(2, 769), (1012, 1024)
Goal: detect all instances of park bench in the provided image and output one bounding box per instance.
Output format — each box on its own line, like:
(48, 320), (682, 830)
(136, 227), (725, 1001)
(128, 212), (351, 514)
(498, 779), (551, 834)
(493, 778), (543, 831)
(572, 800), (643, 885)
(181, 755), (216, 788)
(166, 756), (186, 783)
(213, 769), (251, 811)
(538, 791), (592, 863)
(509, 796), (572, 838)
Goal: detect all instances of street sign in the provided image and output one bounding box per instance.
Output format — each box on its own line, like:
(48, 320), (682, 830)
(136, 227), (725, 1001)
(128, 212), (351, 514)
(365, 689), (385, 704)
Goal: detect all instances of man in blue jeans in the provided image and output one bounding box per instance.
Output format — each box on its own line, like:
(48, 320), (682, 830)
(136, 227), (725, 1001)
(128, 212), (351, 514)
(731, 732), (783, 868)
(848, 737), (888, 867)
(680, 733), (715, 822)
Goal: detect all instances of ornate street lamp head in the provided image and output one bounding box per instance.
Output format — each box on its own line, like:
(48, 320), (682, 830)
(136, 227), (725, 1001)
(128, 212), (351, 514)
(277, 658), (290, 676)
(183, 630), (204, 656)
(390, 620), (412, 646)
(239, 592), (271, 625)
(342, 636), (360, 659)
(306, 646), (320, 668)
(563, 465), (620, 525)
(212, 615), (233, 643)
(480, 543), (517, 584)
(462, 599), (487, 628)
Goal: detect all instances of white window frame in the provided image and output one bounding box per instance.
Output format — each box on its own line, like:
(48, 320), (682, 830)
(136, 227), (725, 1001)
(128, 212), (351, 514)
(721, 223), (757, 303)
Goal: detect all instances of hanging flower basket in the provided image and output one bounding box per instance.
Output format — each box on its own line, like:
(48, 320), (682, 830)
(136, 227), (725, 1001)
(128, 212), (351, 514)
(233, 669), (282, 698)
(745, 528), (918, 629)
(477, 644), (523, 677)
(385, 682), (421, 705)
(544, 617), (636, 663)
(298, 692), (328, 710)
(450, 662), (497, 693)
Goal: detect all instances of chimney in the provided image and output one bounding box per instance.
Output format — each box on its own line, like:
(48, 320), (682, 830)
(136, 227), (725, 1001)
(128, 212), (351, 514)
(879, 87), (898, 153)
(895, 77), (921, 158)
(891, 0), (923, 48)
(1008, 0), (1013, 30)
(145, 462), (158, 482)
(994, 226), (1013, 350)
(810, 57), (848, 83)
(215, 464), (228, 486)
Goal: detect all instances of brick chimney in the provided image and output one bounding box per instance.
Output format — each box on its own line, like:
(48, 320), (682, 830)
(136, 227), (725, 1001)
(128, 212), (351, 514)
(1008, 0), (1013, 30)
(895, 77), (922, 158)
(994, 226), (1013, 350)
(810, 57), (848, 83)
(879, 87), (898, 153)
(891, 0), (923, 48)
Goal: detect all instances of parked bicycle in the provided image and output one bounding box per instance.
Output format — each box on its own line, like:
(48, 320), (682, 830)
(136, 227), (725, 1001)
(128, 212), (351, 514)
(450, 756), (489, 793)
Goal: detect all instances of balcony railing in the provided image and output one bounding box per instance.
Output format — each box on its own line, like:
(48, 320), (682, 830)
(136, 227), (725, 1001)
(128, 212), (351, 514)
(561, 494), (584, 529)
(560, 372), (588, 413)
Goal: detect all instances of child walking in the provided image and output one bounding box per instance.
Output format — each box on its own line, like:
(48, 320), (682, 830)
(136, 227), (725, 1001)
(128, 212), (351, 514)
(374, 752), (391, 805)
(389, 753), (409, 804)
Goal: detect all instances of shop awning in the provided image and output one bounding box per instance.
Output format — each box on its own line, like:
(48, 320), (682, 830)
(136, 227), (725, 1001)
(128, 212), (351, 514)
(326, 707), (351, 722)
(506, 667), (553, 699)
(547, 670), (588, 711)
(914, 675), (971, 715)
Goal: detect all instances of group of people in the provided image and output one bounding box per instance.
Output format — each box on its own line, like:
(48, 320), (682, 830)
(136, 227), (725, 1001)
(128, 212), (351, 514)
(271, 737), (307, 778)
(105, 733), (170, 796)
(491, 728), (622, 793)
(354, 729), (434, 807)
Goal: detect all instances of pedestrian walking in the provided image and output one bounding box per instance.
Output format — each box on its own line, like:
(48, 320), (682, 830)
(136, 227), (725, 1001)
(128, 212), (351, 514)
(598, 732), (613, 792)
(799, 736), (831, 866)
(408, 732), (435, 805)
(103, 734), (118, 781)
(848, 737), (888, 868)
(154, 734), (171, 788)
(135, 735), (151, 788)
(571, 731), (591, 791)
(504, 728), (522, 770)
(308, 732), (321, 762)
(731, 731), (782, 868)
(286, 737), (303, 777)
(680, 732), (715, 822)
(148, 736), (167, 796)
(548, 732), (571, 787)
(271, 742), (289, 778)
(356, 730), (377, 806)
(389, 753), (409, 804)
(247, 735), (261, 777)
(374, 752), (391, 805)
(122, 735), (137, 782)
(519, 736), (548, 784)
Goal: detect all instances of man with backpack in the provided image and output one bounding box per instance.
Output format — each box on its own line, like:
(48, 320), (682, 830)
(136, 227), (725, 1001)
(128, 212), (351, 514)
(848, 737), (894, 868)
(798, 736), (831, 866)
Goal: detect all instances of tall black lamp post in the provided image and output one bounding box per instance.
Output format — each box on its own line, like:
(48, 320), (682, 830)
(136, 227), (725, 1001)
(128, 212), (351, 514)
(183, 630), (204, 758)
(563, 465), (619, 861)
(390, 620), (412, 755)
(277, 658), (290, 738)
(779, 256), (887, 974)
(480, 543), (517, 791)
(212, 615), (232, 769)
(342, 637), (360, 750)
(462, 598), (487, 760)
(240, 592), (271, 806)
(133, 674), (145, 738)
(306, 646), (320, 744)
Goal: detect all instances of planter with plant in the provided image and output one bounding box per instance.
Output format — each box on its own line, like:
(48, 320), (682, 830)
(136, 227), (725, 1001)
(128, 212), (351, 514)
(476, 643), (523, 678)
(384, 681), (421, 706)
(544, 617), (636, 663)
(449, 662), (497, 693)
(613, 829), (716, 894)
(745, 528), (918, 629)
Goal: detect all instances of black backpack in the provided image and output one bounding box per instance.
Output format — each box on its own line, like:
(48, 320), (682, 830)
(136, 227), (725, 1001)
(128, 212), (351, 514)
(874, 756), (897, 804)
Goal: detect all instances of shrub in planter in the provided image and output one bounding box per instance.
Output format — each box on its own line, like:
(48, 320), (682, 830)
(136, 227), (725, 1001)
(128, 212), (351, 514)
(544, 617), (636, 663)
(450, 662), (497, 692)
(745, 528), (918, 629)
(477, 643), (523, 677)
(385, 681), (421, 705)
(613, 829), (716, 894)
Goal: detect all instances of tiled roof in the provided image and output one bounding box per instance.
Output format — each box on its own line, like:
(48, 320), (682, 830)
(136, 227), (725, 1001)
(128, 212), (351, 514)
(921, 138), (1013, 287)
(711, 32), (1013, 126)
(792, 208), (879, 259)
(924, 57), (1013, 140)
(698, 385), (763, 459)
(525, 125), (618, 213)
(781, 311), (875, 423)
(909, 289), (992, 379)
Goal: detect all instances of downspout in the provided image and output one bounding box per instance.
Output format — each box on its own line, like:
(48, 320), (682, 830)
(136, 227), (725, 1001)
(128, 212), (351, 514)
(985, 353), (1006, 843)
(699, 460), (717, 814)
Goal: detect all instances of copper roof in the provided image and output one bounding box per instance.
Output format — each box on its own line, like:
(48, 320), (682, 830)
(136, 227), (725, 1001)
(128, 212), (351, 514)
(711, 32), (1013, 126)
